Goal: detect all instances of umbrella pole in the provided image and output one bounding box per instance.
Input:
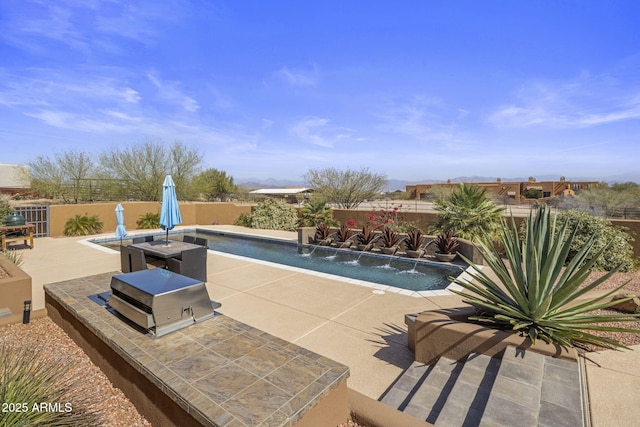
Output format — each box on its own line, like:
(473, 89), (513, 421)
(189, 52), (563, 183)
(166, 229), (169, 246)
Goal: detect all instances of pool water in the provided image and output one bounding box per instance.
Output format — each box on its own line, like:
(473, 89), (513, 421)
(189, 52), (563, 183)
(95, 229), (464, 292)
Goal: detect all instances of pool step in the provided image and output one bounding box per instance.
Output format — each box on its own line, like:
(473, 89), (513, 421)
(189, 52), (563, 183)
(380, 346), (585, 426)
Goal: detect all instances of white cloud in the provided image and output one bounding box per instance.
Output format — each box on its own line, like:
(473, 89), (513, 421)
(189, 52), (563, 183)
(147, 72), (199, 112)
(488, 73), (640, 128)
(276, 66), (319, 87)
(290, 117), (332, 147)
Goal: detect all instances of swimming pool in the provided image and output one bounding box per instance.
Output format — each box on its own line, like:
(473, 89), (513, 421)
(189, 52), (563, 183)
(93, 229), (465, 293)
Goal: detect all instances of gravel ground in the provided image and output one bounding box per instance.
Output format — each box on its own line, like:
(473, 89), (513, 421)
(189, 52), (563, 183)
(0, 317), (151, 427)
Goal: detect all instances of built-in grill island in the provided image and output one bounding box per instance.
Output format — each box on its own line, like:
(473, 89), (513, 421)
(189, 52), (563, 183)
(107, 268), (216, 337)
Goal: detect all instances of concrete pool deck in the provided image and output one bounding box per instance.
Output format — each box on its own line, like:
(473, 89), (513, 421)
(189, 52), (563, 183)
(16, 225), (640, 426)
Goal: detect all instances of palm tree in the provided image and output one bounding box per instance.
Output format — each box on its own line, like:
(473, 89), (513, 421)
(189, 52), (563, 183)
(298, 199), (338, 227)
(430, 183), (504, 242)
(451, 206), (640, 349)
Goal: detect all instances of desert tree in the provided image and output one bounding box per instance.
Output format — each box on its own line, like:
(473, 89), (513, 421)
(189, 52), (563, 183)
(27, 150), (95, 202)
(192, 168), (236, 201)
(303, 167), (387, 209)
(99, 140), (203, 201)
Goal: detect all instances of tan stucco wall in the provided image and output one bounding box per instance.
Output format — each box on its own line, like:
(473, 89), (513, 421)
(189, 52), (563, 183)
(0, 253), (32, 324)
(48, 202), (252, 237)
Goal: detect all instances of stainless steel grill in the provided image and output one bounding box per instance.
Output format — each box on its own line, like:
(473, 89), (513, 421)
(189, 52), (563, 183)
(107, 268), (216, 337)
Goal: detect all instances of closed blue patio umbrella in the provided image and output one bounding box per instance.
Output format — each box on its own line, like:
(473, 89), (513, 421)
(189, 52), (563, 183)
(115, 203), (127, 243)
(159, 175), (182, 245)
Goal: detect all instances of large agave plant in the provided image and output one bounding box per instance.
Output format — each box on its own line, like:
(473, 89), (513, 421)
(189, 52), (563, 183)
(451, 206), (640, 349)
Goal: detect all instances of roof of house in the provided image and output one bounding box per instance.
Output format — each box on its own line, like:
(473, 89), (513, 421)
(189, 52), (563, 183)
(249, 187), (313, 195)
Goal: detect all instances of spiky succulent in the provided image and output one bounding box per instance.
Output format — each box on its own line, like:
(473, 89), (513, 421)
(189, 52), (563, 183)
(451, 206), (640, 349)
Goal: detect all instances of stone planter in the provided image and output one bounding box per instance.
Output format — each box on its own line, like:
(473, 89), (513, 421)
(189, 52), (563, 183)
(434, 252), (457, 262)
(336, 241), (352, 249)
(405, 249), (424, 258)
(380, 246), (397, 255)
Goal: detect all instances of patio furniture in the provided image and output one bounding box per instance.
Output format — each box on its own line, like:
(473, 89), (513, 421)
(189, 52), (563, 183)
(120, 245), (131, 273)
(132, 236), (154, 244)
(167, 246), (207, 282)
(129, 247), (149, 272)
(194, 237), (208, 247)
(183, 235), (196, 244)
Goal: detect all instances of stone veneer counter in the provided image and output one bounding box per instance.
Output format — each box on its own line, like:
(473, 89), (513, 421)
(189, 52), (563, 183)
(44, 272), (350, 427)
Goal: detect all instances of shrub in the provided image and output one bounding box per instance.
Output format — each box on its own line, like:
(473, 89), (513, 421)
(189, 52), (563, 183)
(63, 214), (103, 236)
(556, 210), (635, 272)
(0, 340), (102, 426)
(234, 212), (252, 227)
(0, 196), (13, 220)
(245, 199), (298, 231)
(298, 200), (337, 227)
(136, 212), (160, 229)
(431, 183), (504, 242)
(452, 206), (640, 349)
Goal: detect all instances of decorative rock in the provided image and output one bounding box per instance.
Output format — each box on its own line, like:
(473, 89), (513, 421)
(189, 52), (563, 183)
(611, 293), (640, 314)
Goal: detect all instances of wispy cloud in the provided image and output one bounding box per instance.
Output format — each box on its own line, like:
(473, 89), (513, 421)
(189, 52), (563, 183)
(488, 72), (640, 128)
(275, 66), (320, 87)
(0, 0), (190, 55)
(290, 117), (332, 147)
(147, 72), (199, 112)
(374, 95), (461, 145)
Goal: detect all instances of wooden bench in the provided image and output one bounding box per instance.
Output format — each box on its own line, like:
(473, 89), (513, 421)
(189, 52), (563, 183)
(1, 224), (35, 251)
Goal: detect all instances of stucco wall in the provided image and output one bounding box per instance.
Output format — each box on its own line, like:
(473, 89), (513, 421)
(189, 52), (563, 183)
(48, 202), (252, 237)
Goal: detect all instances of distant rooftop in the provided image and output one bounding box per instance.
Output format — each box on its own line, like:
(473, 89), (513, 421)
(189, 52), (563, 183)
(249, 187), (312, 195)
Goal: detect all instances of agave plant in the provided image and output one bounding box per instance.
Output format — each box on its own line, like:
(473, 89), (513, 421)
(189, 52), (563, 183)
(381, 226), (400, 248)
(356, 225), (377, 246)
(434, 230), (460, 254)
(314, 223), (332, 242)
(336, 223), (353, 243)
(451, 206), (640, 349)
(404, 229), (425, 252)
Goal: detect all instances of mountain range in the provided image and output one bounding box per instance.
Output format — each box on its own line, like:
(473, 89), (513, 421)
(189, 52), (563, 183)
(237, 173), (640, 192)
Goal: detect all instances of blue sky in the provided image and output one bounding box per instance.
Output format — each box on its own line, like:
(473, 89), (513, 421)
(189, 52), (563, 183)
(1, 1), (639, 183)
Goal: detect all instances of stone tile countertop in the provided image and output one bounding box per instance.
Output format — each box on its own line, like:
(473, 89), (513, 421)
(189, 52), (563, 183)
(44, 272), (350, 427)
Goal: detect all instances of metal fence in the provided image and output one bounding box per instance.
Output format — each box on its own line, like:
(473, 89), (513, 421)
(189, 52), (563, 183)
(13, 205), (49, 237)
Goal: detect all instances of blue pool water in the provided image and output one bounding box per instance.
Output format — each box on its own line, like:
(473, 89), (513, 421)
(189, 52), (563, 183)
(94, 229), (464, 292)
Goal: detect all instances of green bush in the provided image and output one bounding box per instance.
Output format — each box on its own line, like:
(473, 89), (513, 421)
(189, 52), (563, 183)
(452, 206), (640, 349)
(0, 196), (13, 220)
(557, 210), (635, 272)
(431, 183), (504, 242)
(244, 199), (298, 231)
(136, 212), (160, 229)
(233, 212), (253, 227)
(297, 199), (337, 227)
(63, 214), (103, 236)
(0, 340), (101, 426)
